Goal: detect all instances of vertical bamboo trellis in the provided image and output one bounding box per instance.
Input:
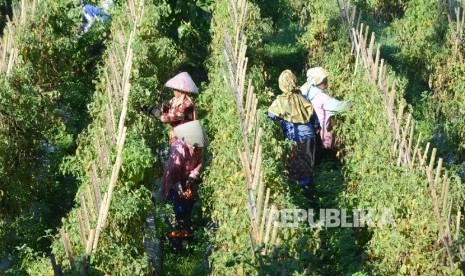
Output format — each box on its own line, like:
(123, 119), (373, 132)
(446, 3), (464, 62)
(54, 0), (145, 270)
(222, 0), (280, 255)
(0, 0), (41, 75)
(338, 0), (463, 268)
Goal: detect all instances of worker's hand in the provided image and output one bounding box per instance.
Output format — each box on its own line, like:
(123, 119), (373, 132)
(140, 106), (161, 119)
(177, 114), (185, 121)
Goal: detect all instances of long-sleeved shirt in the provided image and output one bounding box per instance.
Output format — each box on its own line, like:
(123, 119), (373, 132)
(161, 96), (195, 129)
(162, 139), (202, 198)
(82, 5), (109, 33)
(300, 84), (348, 148)
(268, 112), (320, 143)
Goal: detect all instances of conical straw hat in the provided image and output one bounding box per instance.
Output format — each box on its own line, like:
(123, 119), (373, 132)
(306, 67), (330, 86)
(174, 120), (208, 148)
(164, 72), (199, 94)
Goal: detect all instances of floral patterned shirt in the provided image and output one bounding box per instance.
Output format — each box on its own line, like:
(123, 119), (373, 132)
(160, 96), (195, 129)
(162, 139), (202, 198)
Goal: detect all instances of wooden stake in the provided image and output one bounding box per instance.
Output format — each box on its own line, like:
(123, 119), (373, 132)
(428, 148), (437, 174)
(60, 229), (75, 269)
(259, 188), (271, 244)
(86, 186), (97, 221)
(256, 172), (265, 228)
(455, 210), (461, 241)
(80, 195), (92, 232)
(91, 162), (102, 211)
(264, 205), (277, 246)
(77, 211), (87, 248)
(239, 151), (251, 184)
(434, 158), (443, 188)
(251, 147), (262, 190)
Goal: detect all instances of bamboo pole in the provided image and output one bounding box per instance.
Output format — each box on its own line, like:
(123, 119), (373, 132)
(251, 147), (262, 190)
(251, 128), (263, 171)
(270, 221), (279, 246)
(60, 229), (75, 269)
(264, 205), (277, 246)
(80, 195), (92, 232)
(455, 210), (461, 241)
(91, 164), (102, 211)
(239, 150), (253, 186)
(86, 186), (97, 221)
(416, 149), (453, 264)
(259, 188), (271, 244)
(434, 158), (443, 188)
(255, 172), (265, 228)
(77, 211), (87, 247)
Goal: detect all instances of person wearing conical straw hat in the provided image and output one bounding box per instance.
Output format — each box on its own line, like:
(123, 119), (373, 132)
(300, 67), (352, 151)
(268, 70), (320, 193)
(162, 120), (208, 229)
(162, 72), (198, 145)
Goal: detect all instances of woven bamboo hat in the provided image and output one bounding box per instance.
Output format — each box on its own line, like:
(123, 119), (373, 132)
(173, 120), (208, 148)
(306, 67), (330, 86)
(164, 72), (199, 94)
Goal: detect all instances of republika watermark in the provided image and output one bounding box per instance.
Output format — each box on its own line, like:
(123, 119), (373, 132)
(272, 208), (396, 228)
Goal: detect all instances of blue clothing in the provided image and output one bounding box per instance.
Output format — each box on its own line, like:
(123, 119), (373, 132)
(81, 5), (109, 33)
(83, 5), (109, 21)
(268, 112), (320, 143)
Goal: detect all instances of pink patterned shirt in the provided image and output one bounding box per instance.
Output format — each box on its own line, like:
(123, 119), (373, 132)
(162, 139), (202, 198)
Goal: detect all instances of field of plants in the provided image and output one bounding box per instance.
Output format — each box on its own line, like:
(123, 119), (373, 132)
(0, 0), (464, 275)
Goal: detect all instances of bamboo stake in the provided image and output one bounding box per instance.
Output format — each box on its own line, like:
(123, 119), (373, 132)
(77, 211), (87, 247)
(410, 132), (422, 170)
(372, 45), (380, 84)
(367, 32), (375, 65)
(455, 210), (461, 241)
(428, 148), (437, 174)
(251, 128), (263, 171)
(255, 172), (265, 228)
(445, 198), (453, 245)
(80, 195), (92, 232)
(86, 229), (95, 256)
(434, 158), (443, 188)
(93, 127), (128, 250)
(86, 186), (97, 221)
(441, 174), (450, 215)
(259, 188), (271, 244)
(270, 221), (279, 246)
(251, 147), (262, 190)
(406, 120), (415, 165)
(239, 151), (253, 186)
(264, 205), (277, 246)
(60, 229), (75, 269)
(378, 58), (384, 87)
(91, 162), (102, 211)
(422, 142), (431, 166)
(416, 149), (453, 264)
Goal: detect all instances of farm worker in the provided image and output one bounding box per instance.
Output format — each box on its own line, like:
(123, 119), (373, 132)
(162, 120), (207, 228)
(140, 72), (198, 145)
(146, 72), (197, 146)
(81, 0), (113, 33)
(300, 67), (351, 149)
(268, 70), (320, 188)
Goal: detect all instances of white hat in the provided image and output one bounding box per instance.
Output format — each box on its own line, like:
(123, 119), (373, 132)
(101, 0), (114, 13)
(174, 120), (208, 148)
(306, 67), (330, 86)
(165, 72), (199, 94)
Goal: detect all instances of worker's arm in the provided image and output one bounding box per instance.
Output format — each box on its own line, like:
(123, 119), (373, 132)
(324, 98), (352, 117)
(188, 148), (203, 180)
(160, 101), (193, 123)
